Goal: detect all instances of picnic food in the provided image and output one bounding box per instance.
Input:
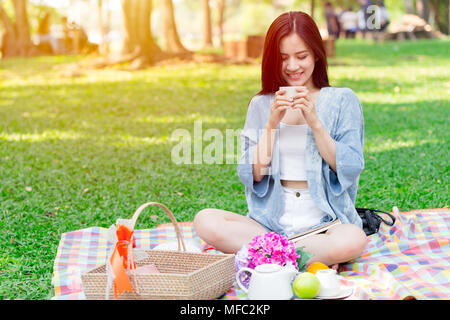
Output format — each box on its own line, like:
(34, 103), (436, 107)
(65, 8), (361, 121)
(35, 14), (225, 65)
(292, 272), (321, 299)
(306, 261), (329, 274)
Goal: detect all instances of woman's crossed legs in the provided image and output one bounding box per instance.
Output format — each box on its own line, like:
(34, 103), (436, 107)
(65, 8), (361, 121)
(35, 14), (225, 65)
(193, 208), (368, 267)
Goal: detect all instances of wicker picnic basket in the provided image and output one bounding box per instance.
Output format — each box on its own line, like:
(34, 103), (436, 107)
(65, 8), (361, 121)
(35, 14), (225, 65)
(81, 202), (235, 300)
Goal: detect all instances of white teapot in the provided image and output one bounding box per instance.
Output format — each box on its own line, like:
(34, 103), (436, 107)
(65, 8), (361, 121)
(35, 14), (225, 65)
(236, 263), (298, 300)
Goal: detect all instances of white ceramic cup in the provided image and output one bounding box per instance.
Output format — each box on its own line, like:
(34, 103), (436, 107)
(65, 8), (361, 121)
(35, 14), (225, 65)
(279, 86), (306, 100)
(315, 269), (341, 297)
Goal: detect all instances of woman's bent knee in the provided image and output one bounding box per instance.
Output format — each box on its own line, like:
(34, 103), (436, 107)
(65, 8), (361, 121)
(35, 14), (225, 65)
(193, 209), (212, 233)
(329, 225), (368, 263)
(193, 209), (223, 244)
(193, 208), (211, 227)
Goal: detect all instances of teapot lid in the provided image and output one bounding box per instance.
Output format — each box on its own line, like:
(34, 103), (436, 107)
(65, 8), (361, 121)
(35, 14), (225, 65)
(255, 264), (282, 273)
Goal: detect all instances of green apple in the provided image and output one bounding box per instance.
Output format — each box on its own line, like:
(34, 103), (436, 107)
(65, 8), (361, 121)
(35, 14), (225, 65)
(292, 272), (321, 299)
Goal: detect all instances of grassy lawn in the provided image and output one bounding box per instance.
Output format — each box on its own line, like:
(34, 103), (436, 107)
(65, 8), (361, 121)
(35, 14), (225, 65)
(0, 38), (449, 299)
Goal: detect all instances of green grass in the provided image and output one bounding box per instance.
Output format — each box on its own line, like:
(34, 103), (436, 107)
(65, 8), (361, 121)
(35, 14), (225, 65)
(0, 39), (449, 299)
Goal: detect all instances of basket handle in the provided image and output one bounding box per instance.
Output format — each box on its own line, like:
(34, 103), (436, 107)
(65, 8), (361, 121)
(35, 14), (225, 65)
(130, 202), (187, 252)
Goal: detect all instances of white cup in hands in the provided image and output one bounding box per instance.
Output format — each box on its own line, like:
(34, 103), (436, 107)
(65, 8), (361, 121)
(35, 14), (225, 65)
(315, 269), (341, 297)
(279, 86), (307, 100)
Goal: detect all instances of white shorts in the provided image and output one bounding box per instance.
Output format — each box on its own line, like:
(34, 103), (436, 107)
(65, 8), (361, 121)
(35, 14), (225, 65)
(279, 186), (328, 237)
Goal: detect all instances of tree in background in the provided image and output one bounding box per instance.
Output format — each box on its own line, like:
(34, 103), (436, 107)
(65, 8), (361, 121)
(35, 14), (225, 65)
(414, 0), (430, 20)
(97, 0), (107, 55)
(91, 0), (194, 69)
(428, 0), (449, 35)
(181, 0), (230, 48)
(160, 0), (190, 54)
(202, 0), (213, 47)
(218, 0), (226, 46)
(404, 0), (449, 35)
(0, 0), (33, 57)
(120, 0), (164, 67)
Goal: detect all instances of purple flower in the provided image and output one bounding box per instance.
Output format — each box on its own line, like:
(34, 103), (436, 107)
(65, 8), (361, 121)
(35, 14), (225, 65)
(235, 245), (251, 287)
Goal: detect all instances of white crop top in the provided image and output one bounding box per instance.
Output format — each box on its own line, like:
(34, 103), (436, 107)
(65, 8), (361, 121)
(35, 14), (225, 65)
(279, 122), (308, 181)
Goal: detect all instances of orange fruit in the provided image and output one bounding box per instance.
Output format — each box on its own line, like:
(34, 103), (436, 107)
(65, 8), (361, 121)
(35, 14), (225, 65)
(306, 262), (329, 274)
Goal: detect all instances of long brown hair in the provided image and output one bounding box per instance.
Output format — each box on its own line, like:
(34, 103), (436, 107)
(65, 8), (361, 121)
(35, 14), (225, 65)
(258, 11), (330, 95)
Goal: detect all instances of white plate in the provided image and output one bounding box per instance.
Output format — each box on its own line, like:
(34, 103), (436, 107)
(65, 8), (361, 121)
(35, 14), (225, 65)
(316, 285), (354, 300)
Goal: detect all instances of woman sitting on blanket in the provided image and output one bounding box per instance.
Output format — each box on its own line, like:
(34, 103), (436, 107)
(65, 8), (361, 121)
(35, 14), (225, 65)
(194, 11), (368, 269)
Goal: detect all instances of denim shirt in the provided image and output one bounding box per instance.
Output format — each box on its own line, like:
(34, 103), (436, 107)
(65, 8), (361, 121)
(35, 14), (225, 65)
(237, 86), (364, 236)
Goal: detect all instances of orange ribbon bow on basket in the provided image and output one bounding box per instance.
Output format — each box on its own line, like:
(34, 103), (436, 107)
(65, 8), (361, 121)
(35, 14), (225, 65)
(110, 224), (136, 299)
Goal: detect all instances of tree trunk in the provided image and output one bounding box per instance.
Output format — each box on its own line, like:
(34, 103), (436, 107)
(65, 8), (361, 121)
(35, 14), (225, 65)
(218, 0), (225, 47)
(160, 0), (189, 54)
(0, 3), (16, 57)
(88, 0), (199, 70)
(202, 0), (213, 47)
(0, 0), (33, 58)
(121, 0), (164, 67)
(415, 0), (430, 21)
(97, 0), (108, 55)
(404, 0), (414, 14)
(310, 0), (315, 20)
(12, 0), (32, 56)
(429, 0), (449, 35)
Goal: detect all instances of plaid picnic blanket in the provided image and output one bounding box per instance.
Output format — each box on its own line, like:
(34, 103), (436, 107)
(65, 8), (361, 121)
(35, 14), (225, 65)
(51, 208), (450, 300)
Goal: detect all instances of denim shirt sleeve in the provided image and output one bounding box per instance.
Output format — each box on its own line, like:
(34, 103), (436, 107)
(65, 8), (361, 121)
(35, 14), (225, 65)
(237, 95), (271, 198)
(323, 88), (364, 196)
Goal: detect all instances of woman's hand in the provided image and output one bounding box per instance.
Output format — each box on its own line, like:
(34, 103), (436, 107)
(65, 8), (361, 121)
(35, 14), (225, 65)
(266, 89), (293, 129)
(292, 88), (321, 130)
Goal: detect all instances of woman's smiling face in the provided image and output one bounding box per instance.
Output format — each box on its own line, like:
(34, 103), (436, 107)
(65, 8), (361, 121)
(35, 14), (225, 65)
(280, 32), (317, 89)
